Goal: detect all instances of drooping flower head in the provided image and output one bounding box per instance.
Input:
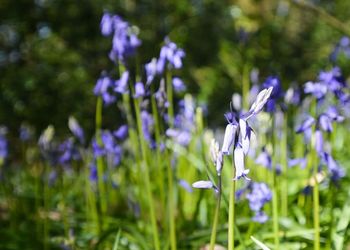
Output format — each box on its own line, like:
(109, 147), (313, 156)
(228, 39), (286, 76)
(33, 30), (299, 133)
(222, 87), (273, 180)
(100, 13), (141, 63)
(94, 74), (116, 105)
(156, 38), (185, 74)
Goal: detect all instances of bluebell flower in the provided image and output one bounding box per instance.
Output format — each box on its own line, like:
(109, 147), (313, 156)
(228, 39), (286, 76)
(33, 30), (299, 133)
(92, 140), (105, 158)
(156, 38), (185, 74)
(246, 182), (272, 223)
(141, 110), (154, 143)
(284, 86), (301, 106)
(172, 77), (186, 93)
(97, 131), (123, 167)
(59, 138), (81, 167)
(114, 71), (129, 94)
(304, 81), (327, 100)
(68, 116), (84, 144)
(319, 114), (332, 132)
(166, 129), (191, 146)
(113, 125), (128, 140)
(262, 76), (283, 112)
(94, 75), (116, 105)
(100, 12), (114, 36)
(321, 152), (345, 182)
(255, 147), (272, 169)
(192, 180), (214, 189)
(154, 79), (169, 109)
(145, 58), (157, 85)
(222, 87), (273, 180)
(89, 163), (98, 182)
(210, 139), (223, 175)
(296, 116), (315, 134)
(102, 14), (141, 63)
(134, 82), (145, 98)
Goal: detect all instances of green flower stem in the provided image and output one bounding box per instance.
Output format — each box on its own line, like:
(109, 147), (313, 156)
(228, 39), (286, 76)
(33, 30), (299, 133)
(281, 113), (288, 217)
(309, 99), (320, 250)
(95, 97), (107, 222)
(133, 97), (160, 250)
(166, 151), (177, 250)
(166, 70), (174, 127)
(272, 116), (280, 249)
(151, 91), (166, 216)
(209, 177), (221, 250)
(43, 165), (50, 250)
(228, 171), (236, 250)
(165, 69), (177, 250)
(272, 176), (280, 249)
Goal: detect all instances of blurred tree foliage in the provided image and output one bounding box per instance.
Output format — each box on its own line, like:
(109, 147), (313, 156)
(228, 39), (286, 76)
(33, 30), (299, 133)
(1, 0), (350, 137)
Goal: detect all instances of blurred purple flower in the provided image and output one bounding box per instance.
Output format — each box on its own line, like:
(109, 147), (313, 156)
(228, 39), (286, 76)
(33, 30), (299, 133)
(262, 76), (283, 112)
(145, 58), (157, 85)
(134, 82), (145, 98)
(304, 81), (327, 100)
(166, 129), (191, 146)
(113, 125), (128, 140)
(114, 71), (129, 94)
(246, 182), (272, 223)
(157, 38), (185, 73)
(255, 147), (272, 169)
(321, 152), (345, 182)
(296, 116), (315, 134)
(141, 110), (153, 143)
(100, 12), (114, 36)
(94, 75), (116, 105)
(102, 14), (141, 62)
(172, 77), (186, 93)
(59, 138), (81, 166)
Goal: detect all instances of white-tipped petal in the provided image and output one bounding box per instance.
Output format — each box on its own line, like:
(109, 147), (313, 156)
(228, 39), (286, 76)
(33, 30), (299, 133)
(192, 180), (214, 189)
(249, 87), (273, 116)
(234, 145), (245, 179)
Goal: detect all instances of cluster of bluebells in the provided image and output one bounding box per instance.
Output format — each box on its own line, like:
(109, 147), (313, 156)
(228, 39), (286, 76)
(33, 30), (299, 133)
(90, 125), (128, 183)
(92, 125), (128, 167)
(237, 182), (272, 223)
(100, 13), (141, 63)
(192, 87), (273, 191)
(304, 67), (349, 104)
(166, 95), (195, 146)
(221, 87), (273, 180)
(293, 67), (347, 182)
